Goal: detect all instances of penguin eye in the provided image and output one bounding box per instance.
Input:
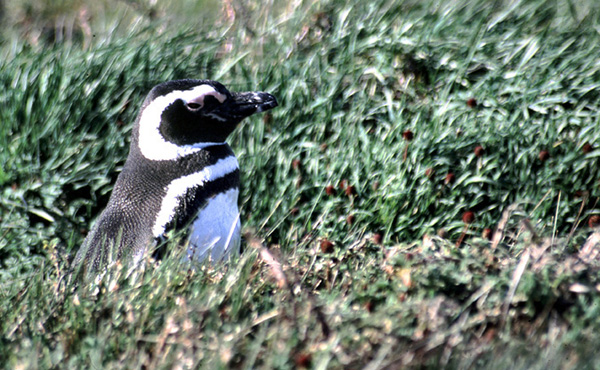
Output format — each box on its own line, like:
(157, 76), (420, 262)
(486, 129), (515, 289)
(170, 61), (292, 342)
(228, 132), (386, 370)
(187, 102), (202, 110)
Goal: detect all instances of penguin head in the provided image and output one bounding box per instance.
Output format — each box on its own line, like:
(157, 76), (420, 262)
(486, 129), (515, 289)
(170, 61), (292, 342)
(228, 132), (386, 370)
(135, 79), (277, 160)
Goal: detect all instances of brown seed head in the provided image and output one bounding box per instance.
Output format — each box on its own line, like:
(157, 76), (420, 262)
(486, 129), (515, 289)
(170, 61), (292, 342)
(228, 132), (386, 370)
(346, 214), (355, 225)
(462, 211), (475, 224)
(474, 145), (485, 157)
(445, 172), (456, 185)
(325, 185), (335, 196)
(372, 232), (383, 245)
(320, 239), (334, 253)
(539, 150), (550, 162)
(345, 185), (356, 196)
(583, 142), (593, 154)
(589, 215), (600, 228)
(294, 352), (312, 368)
(466, 98), (477, 108)
(402, 130), (414, 141)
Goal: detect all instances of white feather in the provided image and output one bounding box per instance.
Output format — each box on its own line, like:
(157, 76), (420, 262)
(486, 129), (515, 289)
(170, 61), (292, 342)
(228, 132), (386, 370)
(187, 188), (241, 261)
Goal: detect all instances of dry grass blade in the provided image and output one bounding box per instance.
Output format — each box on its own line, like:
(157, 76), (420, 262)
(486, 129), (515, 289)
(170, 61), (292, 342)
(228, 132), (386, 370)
(551, 191), (561, 248)
(567, 193), (588, 244)
(501, 247), (531, 328)
(579, 232), (600, 263)
(492, 204), (519, 250)
(245, 231), (289, 289)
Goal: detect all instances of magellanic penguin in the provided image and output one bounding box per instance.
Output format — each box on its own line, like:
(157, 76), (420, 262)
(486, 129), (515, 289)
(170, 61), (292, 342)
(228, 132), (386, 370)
(74, 79), (277, 277)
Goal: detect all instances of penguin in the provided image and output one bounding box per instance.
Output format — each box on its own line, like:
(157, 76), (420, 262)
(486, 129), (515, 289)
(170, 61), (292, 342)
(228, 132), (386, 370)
(73, 79), (277, 276)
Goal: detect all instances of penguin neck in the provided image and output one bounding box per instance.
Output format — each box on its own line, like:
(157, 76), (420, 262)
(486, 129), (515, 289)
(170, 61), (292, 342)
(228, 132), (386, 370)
(130, 128), (235, 165)
(132, 117), (228, 162)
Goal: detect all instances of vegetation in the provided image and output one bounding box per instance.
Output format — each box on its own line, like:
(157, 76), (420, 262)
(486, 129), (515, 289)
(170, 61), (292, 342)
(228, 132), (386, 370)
(2, 0), (600, 367)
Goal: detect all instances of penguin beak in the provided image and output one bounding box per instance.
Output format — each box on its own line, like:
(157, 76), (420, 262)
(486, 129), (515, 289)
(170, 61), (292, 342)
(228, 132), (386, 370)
(216, 91), (278, 120)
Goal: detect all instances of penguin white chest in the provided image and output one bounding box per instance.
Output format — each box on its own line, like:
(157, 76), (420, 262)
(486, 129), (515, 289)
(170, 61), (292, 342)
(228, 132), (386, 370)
(187, 188), (241, 262)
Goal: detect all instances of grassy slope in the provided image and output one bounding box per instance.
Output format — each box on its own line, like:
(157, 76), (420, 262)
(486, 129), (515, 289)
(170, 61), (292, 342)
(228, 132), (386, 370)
(2, 0), (600, 368)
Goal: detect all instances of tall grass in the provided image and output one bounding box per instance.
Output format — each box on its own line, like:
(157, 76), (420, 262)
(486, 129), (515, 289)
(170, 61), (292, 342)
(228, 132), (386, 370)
(2, 0), (600, 367)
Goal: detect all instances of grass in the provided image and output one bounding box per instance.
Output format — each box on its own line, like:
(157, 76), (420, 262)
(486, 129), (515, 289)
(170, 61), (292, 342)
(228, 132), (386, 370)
(2, 0), (600, 367)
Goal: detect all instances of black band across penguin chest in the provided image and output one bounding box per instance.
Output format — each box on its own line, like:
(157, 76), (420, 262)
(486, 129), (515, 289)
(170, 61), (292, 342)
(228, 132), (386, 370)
(141, 144), (241, 238)
(165, 168), (240, 231)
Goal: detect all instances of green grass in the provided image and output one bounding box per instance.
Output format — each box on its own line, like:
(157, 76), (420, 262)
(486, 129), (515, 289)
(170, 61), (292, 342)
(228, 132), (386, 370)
(2, 0), (600, 367)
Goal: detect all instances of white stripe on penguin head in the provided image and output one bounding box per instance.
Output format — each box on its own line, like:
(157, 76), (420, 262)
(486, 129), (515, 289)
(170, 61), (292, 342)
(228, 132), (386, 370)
(138, 84), (227, 161)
